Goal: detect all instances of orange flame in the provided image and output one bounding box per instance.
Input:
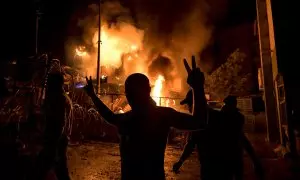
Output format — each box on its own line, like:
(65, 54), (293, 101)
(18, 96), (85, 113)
(75, 46), (87, 57)
(165, 99), (176, 107)
(152, 75), (165, 106)
(92, 25), (143, 68)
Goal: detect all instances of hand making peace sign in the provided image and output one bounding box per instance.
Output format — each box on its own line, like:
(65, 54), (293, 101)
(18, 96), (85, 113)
(84, 76), (95, 96)
(183, 56), (205, 88)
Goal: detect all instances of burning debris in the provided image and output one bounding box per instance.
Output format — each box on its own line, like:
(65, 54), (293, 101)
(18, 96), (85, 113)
(75, 46), (88, 57)
(66, 0), (212, 99)
(148, 55), (174, 82)
(152, 75), (165, 106)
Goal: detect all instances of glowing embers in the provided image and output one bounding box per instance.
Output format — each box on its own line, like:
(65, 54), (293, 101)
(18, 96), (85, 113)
(75, 46), (87, 57)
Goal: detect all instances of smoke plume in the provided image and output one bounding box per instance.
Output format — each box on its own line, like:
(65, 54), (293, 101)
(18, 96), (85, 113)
(66, 0), (212, 94)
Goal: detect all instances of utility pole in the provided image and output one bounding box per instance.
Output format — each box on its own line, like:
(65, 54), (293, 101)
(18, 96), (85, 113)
(256, 0), (280, 143)
(96, 0), (102, 94)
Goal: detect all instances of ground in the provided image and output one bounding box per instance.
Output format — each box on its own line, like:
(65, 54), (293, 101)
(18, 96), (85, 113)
(68, 142), (202, 180)
(67, 137), (299, 180)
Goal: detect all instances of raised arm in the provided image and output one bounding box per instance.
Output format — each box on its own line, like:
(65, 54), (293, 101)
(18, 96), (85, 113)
(184, 56), (208, 124)
(170, 56), (208, 130)
(84, 76), (118, 126)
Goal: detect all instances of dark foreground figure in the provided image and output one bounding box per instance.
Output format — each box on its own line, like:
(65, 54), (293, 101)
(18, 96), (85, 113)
(173, 94), (264, 180)
(221, 96), (264, 180)
(0, 77), (18, 180)
(32, 73), (70, 180)
(84, 57), (208, 180)
(172, 89), (203, 170)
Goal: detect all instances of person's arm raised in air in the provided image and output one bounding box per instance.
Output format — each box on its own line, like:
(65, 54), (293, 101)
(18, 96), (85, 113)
(170, 56), (208, 130)
(84, 76), (120, 126)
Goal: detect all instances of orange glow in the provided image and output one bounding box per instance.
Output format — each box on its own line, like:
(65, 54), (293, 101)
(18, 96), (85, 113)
(166, 99), (170, 107)
(71, 23), (185, 97)
(151, 75), (165, 106)
(165, 99), (176, 107)
(75, 46), (87, 57)
(92, 25), (143, 68)
(73, 24), (145, 77)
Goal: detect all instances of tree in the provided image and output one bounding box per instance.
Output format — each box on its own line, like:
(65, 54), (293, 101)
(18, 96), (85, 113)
(204, 48), (255, 100)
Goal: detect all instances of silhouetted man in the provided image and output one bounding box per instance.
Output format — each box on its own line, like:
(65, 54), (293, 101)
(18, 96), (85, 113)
(34, 73), (70, 180)
(84, 56), (208, 180)
(221, 95), (264, 180)
(172, 94), (264, 180)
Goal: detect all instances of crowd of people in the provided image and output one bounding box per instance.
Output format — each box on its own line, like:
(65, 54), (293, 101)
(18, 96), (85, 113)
(0, 56), (264, 180)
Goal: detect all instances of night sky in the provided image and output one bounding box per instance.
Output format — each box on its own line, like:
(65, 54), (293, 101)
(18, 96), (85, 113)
(1, 0), (76, 60)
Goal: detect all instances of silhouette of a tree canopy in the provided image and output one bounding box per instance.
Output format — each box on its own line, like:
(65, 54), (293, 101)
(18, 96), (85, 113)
(204, 49), (254, 100)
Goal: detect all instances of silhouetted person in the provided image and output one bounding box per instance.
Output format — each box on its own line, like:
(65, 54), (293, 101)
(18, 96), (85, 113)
(221, 95), (264, 180)
(172, 94), (264, 180)
(34, 73), (70, 180)
(172, 89), (204, 172)
(84, 56), (208, 180)
(0, 77), (18, 180)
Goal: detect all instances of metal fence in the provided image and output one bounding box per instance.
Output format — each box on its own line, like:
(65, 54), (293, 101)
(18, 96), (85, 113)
(99, 93), (188, 113)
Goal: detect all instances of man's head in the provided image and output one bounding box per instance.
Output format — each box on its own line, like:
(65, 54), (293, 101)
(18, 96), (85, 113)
(180, 89), (193, 113)
(125, 73), (151, 109)
(223, 95), (237, 108)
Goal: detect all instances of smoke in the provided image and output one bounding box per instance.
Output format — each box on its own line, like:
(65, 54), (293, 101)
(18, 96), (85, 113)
(148, 56), (174, 81)
(135, 0), (213, 92)
(69, 2), (145, 78)
(66, 0), (212, 94)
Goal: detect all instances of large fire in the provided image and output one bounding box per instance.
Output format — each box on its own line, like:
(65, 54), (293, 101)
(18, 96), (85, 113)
(72, 24), (178, 108)
(73, 24), (172, 103)
(73, 24), (172, 107)
(92, 25), (144, 69)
